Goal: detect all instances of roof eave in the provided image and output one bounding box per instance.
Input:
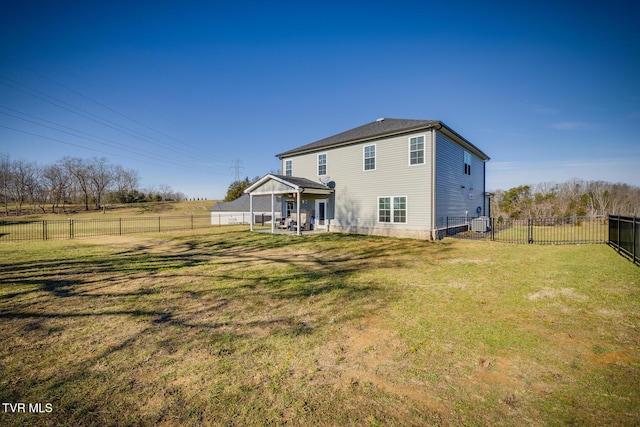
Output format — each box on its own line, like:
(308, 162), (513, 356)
(436, 122), (490, 161)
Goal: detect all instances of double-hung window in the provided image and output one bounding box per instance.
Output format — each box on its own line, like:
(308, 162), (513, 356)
(378, 196), (407, 223)
(409, 136), (425, 165)
(364, 145), (375, 171)
(285, 160), (292, 177)
(318, 153), (327, 176)
(464, 151), (471, 175)
(393, 197), (407, 223)
(379, 197), (391, 222)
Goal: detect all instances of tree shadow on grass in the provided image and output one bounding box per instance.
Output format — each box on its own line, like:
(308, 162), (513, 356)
(0, 231), (457, 425)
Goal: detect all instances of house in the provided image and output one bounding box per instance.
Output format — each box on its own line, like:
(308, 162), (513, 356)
(210, 194), (282, 225)
(245, 118), (490, 238)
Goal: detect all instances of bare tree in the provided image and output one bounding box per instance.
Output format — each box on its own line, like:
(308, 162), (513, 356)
(63, 157), (91, 211)
(0, 153), (10, 216)
(530, 182), (559, 218)
(111, 165), (140, 203)
(26, 163), (45, 214)
(159, 184), (172, 202)
(88, 157), (114, 209)
(9, 159), (38, 215)
(43, 162), (71, 213)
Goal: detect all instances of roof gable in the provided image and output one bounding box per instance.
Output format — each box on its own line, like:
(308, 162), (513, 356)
(244, 174), (333, 196)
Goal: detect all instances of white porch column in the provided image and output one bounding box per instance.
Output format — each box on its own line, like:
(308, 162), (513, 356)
(271, 193), (275, 233)
(249, 193), (254, 232)
(296, 189), (301, 236)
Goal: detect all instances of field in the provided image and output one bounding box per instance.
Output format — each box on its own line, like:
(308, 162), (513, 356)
(0, 228), (639, 426)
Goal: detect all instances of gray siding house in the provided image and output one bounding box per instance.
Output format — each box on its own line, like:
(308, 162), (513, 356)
(245, 118), (490, 239)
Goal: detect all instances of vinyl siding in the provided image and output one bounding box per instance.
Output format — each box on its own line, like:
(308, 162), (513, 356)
(281, 131), (434, 234)
(435, 131), (486, 228)
(250, 179), (295, 195)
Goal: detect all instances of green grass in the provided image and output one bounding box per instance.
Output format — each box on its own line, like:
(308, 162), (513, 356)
(0, 229), (638, 426)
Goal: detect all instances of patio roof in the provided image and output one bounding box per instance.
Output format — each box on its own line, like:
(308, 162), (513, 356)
(244, 174), (333, 196)
(245, 174), (333, 236)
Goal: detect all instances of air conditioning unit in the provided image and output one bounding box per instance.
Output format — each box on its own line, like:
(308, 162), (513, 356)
(471, 217), (490, 233)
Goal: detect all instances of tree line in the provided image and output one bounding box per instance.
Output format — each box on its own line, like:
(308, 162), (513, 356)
(0, 154), (186, 216)
(490, 179), (640, 219)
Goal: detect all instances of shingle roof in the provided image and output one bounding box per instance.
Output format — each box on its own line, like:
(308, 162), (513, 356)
(276, 118), (441, 158)
(268, 174), (330, 190)
(210, 194), (282, 212)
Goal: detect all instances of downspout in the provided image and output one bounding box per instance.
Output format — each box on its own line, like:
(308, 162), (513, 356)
(483, 161), (487, 217)
(431, 126), (440, 239)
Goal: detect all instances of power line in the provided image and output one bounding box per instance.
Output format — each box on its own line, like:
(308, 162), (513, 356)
(0, 123), (233, 176)
(0, 75), (227, 167)
(13, 61), (226, 163)
(0, 108), (218, 174)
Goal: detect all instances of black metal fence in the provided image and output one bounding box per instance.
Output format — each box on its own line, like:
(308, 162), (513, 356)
(0, 215), (216, 242)
(608, 215), (639, 266)
(446, 216), (608, 244)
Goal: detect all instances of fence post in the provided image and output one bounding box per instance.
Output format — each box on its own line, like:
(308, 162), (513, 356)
(634, 216), (637, 264)
(158, 216), (161, 233)
(491, 217), (495, 241)
(70, 219), (73, 239)
(42, 220), (46, 241)
(617, 216), (621, 254)
(119, 218), (122, 236)
(191, 215), (194, 230)
(527, 218), (533, 244)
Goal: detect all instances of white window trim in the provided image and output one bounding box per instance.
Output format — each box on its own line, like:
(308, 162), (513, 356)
(317, 153), (327, 176)
(363, 144), (376, 171)
(284, 159), (292, 176)
(378, 196), (391, 223)
(377, 196), (408, 224)
(464, 151), (471, 176)
(408, 134), (426, 166)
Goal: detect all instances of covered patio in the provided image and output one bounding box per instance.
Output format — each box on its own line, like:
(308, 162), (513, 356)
(244, 174), (334, 236)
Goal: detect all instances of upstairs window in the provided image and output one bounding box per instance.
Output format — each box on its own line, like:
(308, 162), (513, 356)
(285, 160), (292, 176)
(409, 136), (425, 165)
(464, 151), (471, 175)
(364, 145), (376, 171)
(318, 153), (327, 176)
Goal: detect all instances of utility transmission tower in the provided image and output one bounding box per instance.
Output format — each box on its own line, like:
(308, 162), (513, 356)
(231, 158), (244, 182)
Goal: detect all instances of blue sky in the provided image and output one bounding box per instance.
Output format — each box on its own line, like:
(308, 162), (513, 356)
(1, 0), (638, 199)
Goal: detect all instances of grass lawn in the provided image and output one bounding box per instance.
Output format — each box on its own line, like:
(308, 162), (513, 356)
(0, 228), (638, 426)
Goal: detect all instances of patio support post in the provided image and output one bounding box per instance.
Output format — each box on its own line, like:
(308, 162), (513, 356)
(249, 193), (254, 232)
(296, 189), (301, 236)
(271, 193), (275, 233)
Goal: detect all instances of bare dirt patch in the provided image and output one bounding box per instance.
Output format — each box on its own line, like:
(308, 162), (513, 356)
(527, 287), (588, 302)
